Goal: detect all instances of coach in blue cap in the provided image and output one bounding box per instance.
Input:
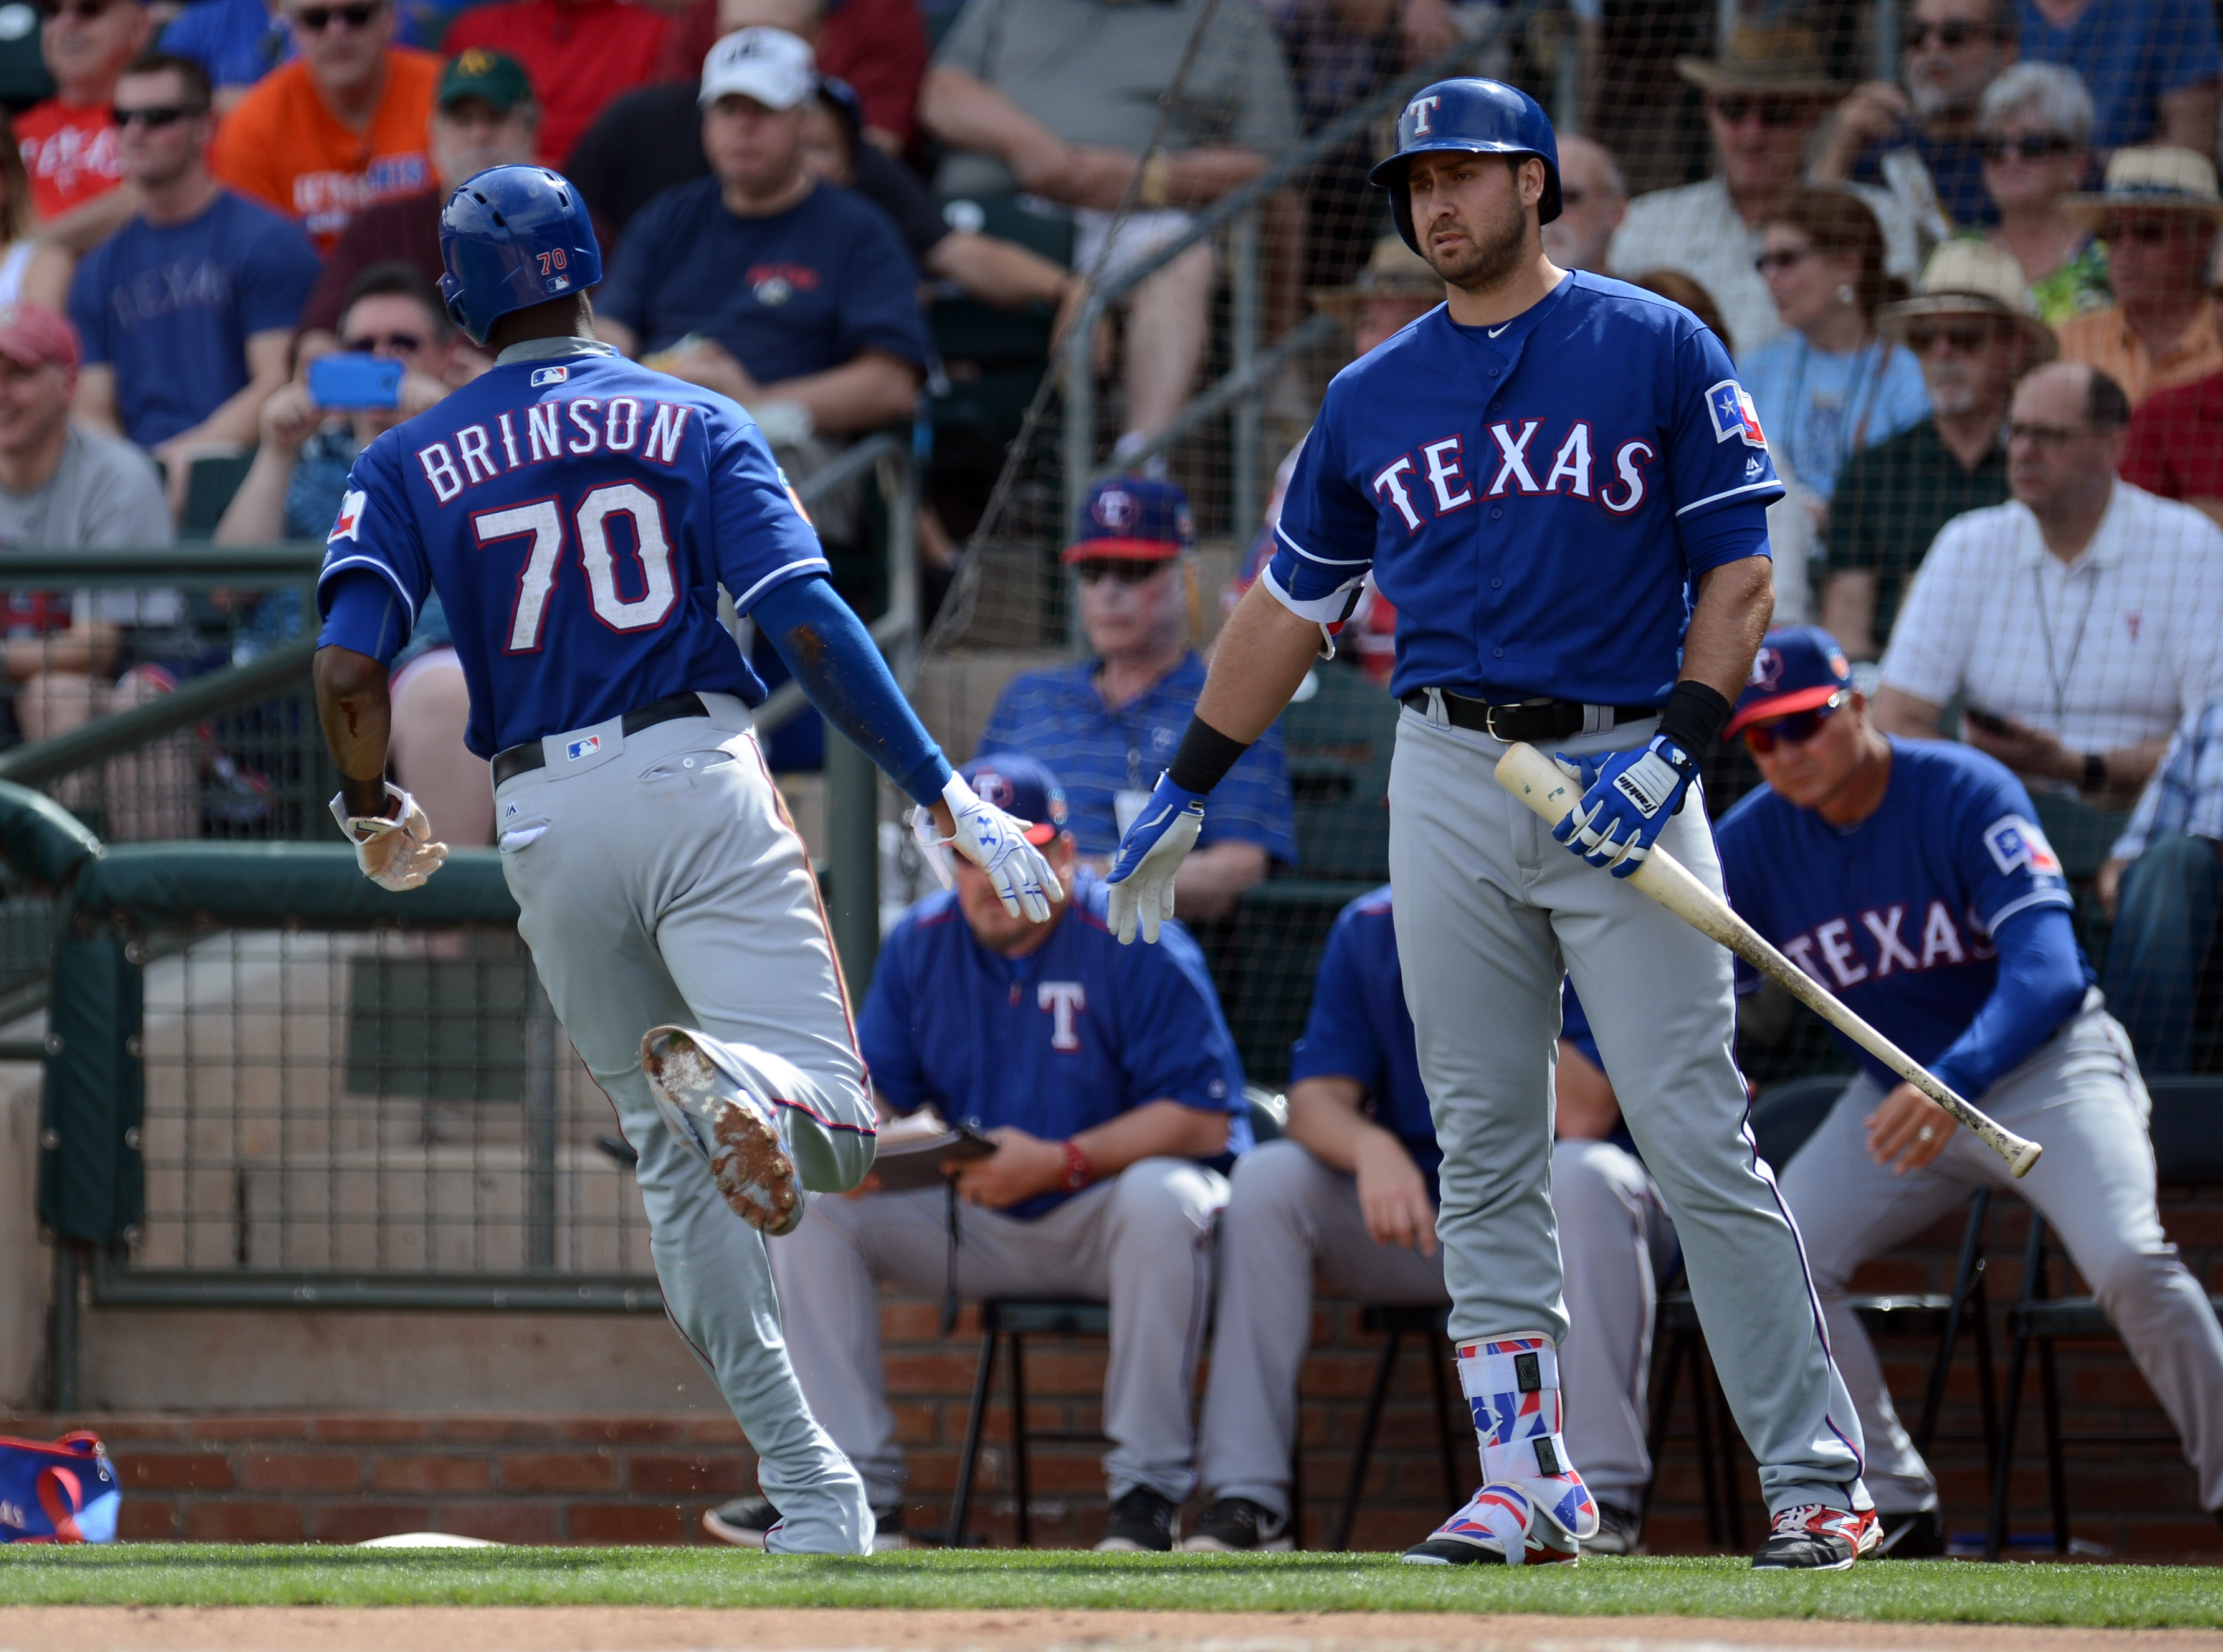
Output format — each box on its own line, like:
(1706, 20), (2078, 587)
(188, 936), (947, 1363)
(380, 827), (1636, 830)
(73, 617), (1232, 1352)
(1717, 624), (2223, 1554)
(717, 752), (1252, 1554)
(977, 477), (1297, 921)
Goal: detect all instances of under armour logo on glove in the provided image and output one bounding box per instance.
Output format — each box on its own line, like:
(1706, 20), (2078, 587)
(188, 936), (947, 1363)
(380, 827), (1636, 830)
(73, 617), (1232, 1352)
(1105, 772), (1205, 945)
(920, 771), (1063, 922)
(1551, 734), (1698, 877)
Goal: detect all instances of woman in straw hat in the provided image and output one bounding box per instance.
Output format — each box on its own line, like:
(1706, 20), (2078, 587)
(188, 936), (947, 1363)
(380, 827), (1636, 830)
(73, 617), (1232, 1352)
(1976, 62), (2111, 324)
(2052, 145), (2223, 404)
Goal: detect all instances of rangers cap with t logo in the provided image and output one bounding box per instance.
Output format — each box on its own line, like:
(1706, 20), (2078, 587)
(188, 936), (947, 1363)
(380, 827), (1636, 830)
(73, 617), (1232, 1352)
(959, 754), (1069, 846)
(1728, 625), (1854, 735)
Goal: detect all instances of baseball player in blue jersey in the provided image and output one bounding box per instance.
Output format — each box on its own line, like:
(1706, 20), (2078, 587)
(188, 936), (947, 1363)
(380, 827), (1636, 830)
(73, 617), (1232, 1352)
(1188, 889), (1672, 1555)
(1718, 627), (2223, 1550)
(1105, 80), (1875, 1568)
(307, 166), (1059, 1557)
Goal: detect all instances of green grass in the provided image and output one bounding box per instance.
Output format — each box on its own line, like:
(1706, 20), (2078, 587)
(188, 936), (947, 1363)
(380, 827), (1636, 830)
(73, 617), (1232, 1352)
(0, 1548), (2218, 1625)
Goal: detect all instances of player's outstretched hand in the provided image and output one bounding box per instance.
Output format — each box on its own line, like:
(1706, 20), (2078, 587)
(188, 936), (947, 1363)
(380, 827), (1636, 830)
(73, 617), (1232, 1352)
(330, 784), (449, 892)
(1104, 772), (1204, 946)
(935, 771), (1063, 921)
(1552, 734), (1698, 878)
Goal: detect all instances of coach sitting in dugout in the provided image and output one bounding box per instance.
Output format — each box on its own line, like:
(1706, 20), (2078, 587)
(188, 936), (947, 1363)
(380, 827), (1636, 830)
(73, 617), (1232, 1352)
(1718, 625), (2223, 1553)
(710, 754), (1249, 1554)
(1188, 887), (1670, 1557)
(978, 477), (1296, 922)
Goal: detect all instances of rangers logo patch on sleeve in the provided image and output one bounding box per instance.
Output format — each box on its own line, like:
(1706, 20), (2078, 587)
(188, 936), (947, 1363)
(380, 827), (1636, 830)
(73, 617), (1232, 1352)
(328, 488), (366, 542)
(1705, 379), (1767, 449)
(1983, 814), (2064, 878)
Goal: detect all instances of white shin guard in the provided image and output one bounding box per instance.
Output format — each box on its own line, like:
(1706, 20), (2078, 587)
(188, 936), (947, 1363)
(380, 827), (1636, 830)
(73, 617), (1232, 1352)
(1457, 1332), (1600, 1543)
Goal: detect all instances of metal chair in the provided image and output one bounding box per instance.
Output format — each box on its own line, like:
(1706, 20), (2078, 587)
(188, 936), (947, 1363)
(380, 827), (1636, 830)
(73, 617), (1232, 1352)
(1986, 1076), (2223, 1559)
(1328, 1303), (1464, 1552)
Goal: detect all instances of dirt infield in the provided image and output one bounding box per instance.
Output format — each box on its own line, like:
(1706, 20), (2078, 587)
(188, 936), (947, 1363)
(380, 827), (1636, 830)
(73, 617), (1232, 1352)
(4, 1610), (2223, 1652)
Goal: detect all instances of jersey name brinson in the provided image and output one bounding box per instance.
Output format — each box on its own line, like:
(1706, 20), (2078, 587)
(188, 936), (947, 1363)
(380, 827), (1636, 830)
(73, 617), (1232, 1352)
(415, 396), (693, 504)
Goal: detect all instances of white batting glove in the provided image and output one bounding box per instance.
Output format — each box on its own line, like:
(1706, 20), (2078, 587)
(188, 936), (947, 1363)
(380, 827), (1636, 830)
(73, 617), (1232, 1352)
(925, 771), (1063, 922)
(330, 783), (449, 892)
(1104, 772), (1204, 945)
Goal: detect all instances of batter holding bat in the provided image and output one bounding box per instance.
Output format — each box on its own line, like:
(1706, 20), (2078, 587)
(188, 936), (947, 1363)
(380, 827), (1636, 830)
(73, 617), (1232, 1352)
(1718, 627), (2223, 1552)
(1105, 80), (1875, 1569)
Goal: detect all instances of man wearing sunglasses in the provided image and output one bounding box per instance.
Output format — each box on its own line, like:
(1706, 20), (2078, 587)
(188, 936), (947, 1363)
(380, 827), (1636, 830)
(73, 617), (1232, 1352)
(2054, 147), (2223, 408)
(16, 0), (150, 222)
(209, 0), (439, 252)
(1718, 623), (2223, 1554)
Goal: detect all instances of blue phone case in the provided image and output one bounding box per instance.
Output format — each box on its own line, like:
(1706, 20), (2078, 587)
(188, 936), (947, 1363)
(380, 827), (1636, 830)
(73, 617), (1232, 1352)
(308, 353), (404, 411)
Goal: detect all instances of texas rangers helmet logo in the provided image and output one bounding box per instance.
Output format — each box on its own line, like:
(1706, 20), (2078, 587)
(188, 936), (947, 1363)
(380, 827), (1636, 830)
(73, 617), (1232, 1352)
(1093, 488), (1135, 529)
(1705, 379), (1768, 449)
(1983, 814), (2064, 878)
(1406, 93), (1442, 135)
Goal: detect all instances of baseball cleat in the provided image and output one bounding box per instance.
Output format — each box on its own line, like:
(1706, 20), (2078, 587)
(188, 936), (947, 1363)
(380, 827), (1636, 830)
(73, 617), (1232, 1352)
(1584, 1501), (1644, 1557)
(1095, 1487), (1178, 1552)
(1401, 1485), (1580, 1565)
(641, 1027), (802, 1237)
(1180, 1496), (1294, 1552)
(702, 1496), (908, 1550)
(1751, 1502), (1878, 1570)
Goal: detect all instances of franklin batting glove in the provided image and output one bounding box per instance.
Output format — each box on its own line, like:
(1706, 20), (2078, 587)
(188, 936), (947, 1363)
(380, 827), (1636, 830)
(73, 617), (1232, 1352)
(1552, 734), (1698, 878)
(331, 783), (449, 891)
(1105, 772), (1204, 945)
(930, 771), (1063, 922)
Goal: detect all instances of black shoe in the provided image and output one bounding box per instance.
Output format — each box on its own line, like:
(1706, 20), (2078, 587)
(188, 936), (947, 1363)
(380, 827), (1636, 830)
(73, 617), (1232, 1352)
(702, 1496), (907, 1550)
(1179, 1496), (1293, 1552)
(1873, 1507), (1945, 1558)
(1095, 1487), (1177, 1552)
(1751, 1502), (1876, 1570)
(1584, 1501), (1643, 1557)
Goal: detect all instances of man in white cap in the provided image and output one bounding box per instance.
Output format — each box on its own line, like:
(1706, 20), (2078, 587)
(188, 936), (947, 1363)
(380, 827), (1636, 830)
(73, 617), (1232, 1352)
(2055, 146), (2223, 406)
(1822, 239), (2055, 658)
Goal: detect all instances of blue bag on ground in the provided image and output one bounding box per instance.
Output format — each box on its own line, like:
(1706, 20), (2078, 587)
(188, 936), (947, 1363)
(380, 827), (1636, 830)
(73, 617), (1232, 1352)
(0, 1431), (119, 1542)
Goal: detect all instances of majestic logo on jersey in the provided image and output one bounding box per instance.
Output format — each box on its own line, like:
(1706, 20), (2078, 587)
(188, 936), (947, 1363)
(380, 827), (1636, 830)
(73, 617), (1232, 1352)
(1038, 981), (1085, 1051)
(329, 488), (365, 542)
(566, 735), (601, 761)
(1371, 423), (1658, 529)
(530, 366), (568, 387)
(414, 397), (693, 505)
(1782, 900), (1999, 989)
(1705, 379), (1767, 449)
(1982, 815), (2063, 878)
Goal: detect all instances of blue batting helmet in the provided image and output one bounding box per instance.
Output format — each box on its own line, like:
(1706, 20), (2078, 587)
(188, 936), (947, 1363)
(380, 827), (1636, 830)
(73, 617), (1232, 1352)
(1369, 78), (1562, 255)
(438, 165), (602, 348)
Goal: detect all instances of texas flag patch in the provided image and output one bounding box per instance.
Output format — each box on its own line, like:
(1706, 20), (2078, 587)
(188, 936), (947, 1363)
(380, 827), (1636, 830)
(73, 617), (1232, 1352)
(1705, 379), (1768, 448)
(1983, 814), (2064, 878)
(328, 488), (366, 542)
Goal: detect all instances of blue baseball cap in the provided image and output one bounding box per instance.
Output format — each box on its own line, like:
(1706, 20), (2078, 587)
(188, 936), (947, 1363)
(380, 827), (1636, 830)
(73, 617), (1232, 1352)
(1728, 625), (1855, 736)
(1062, 476), (1195, 563)
(959, 754), (1070, 846)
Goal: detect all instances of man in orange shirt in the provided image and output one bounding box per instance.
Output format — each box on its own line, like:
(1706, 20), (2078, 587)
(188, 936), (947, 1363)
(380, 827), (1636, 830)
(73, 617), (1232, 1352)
(2055, 147), (2223, 406)
(208, 0), (437, 250)
(17, 0), (153, 221)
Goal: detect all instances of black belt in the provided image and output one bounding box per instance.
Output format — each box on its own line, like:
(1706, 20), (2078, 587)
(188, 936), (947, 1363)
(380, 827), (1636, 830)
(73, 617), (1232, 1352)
(1400, 690), (1655, 742)
(491, 692), (712, 787)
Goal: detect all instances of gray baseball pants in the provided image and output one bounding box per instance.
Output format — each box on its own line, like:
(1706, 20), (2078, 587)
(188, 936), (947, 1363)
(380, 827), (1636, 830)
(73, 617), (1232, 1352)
(493, 696), (878, 1555)
(1387, 706), (1868, 1514)
(1196, 1136), (1675, 1519)
(1780, 996), (2223, 1515)
(770, 1157), (1228, 1508)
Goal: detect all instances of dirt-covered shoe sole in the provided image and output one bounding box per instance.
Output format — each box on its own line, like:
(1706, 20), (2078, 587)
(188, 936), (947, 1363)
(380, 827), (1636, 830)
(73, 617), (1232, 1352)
(642, 1027), (802, 1237)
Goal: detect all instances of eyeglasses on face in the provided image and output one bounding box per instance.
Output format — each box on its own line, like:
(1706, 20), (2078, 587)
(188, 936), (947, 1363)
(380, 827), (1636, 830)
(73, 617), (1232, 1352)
(341, 331), (426, 354)
(1906, 19), (2001, 48)
(1979, 133), (2075, 163)
(2004, 420), (2093, 448)
(1753, 246), (1815, 275)
(2103, 217), (2202, 247)
(293, 1), (382, 31)
(1073, 559), (1164, 586)
(1905, 320), (2008, 353)
(112, 103), (204, 128)
(37, 0), (122, 21)
(1708, 95), (1809, 128)
(1743, 693), (1845, 754)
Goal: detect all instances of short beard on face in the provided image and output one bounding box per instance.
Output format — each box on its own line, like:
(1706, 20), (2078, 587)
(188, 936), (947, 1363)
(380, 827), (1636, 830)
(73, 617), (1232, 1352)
(1423, 190), (1530, 292)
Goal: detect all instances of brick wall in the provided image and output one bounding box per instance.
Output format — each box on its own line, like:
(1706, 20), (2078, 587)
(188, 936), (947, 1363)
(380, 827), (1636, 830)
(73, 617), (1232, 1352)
(12, 1189), (2222, 1555)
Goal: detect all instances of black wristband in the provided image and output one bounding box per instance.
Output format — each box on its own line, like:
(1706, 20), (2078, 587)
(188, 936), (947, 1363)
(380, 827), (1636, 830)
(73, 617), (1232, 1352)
(2082, 751), (2106, 792)
(1166, 715), (1252, 795)
(1656, 679), (1735, 759)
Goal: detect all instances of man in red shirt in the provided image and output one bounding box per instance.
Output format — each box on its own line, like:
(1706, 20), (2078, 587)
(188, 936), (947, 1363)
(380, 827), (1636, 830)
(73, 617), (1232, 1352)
(2122, 369), (2223, 528)
(16, 0), (152, 222)
(442, 0), (667, 168)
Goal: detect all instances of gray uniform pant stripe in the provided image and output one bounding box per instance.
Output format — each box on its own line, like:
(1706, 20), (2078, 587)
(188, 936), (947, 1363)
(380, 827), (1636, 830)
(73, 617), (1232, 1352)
(495, 705), (876, 1554)
(1385, 710), (1868, 1514)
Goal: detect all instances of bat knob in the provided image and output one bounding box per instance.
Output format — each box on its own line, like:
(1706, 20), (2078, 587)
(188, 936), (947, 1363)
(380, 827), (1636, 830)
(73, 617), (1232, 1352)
(2007, 1141), (2044, 1179)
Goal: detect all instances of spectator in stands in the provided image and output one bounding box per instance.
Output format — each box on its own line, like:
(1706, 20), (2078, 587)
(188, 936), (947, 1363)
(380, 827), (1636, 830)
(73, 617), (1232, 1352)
(209, 0), (439, 251)
(594, 27), (926, 472)
(1813, 0), (2019, 232)
(2054, 147), (2223, 407)
(69, 53), (320, 508)
(2098, 698), (2222, 1073)
(1626, 268), (1736, 357)
(214, 262), (485, 845)
(1540, 135), (1626, 274)
(441, 0), (667, 169)
(1976, 62), (2109, 323)
(0, 116), (72, 310)
(2014, 0), (2218, 156)
(294, 47), (540, 358)
(981, 477), (1295, 920)
(1188, 898), (1667, 1557)
(17, 0), (148, 224)
(919, 0), (1300, 456)
(653, 0), (925, 155)
(1823, 240), (2050, 659)
(1875, 361), (2223, 806)
(734, 754), (1247, 1554)
(2121, 368), (2223, 526)
(1609, 24), (1921, 358)
(1744, 188), (1930, 510)
(159, 0), (290, 111)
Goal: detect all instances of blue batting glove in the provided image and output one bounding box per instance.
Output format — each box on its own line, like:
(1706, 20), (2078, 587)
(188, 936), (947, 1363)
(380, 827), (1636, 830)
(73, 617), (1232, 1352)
(1105, 772), (1206, 944)
(1551, 734), (1698, 878)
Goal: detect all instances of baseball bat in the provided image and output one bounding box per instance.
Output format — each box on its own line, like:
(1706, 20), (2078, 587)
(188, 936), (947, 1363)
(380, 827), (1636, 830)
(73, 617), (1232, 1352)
(1492, 741), (2042, 1179)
